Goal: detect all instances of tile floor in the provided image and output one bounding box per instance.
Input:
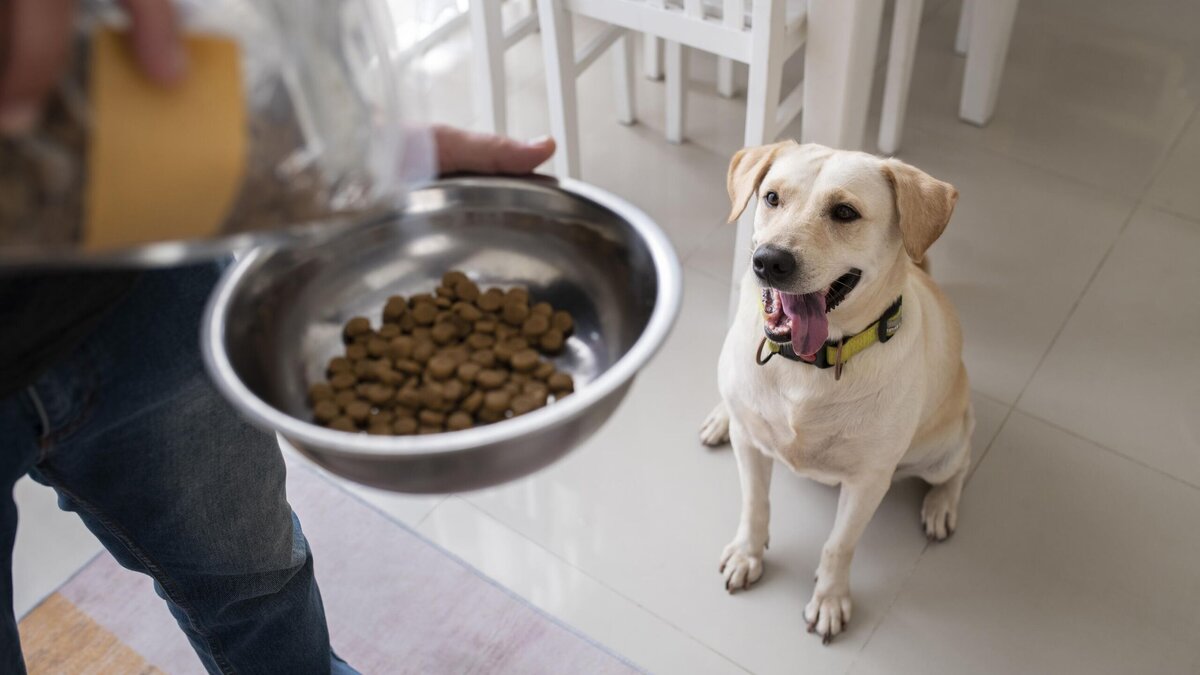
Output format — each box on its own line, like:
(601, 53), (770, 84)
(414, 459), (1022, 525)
(13, 0), (1200, 673)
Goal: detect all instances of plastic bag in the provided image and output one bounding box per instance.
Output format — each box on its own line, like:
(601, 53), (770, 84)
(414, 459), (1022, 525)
(0, 0), (425, 264)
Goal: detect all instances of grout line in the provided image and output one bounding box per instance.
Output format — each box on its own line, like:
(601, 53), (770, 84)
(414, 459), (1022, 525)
(445, 496), (755, 674)
(971, 97), (1198, 487)
(1010, 408), (1200, 493)
(412, 495), (452, 529)
(1138, 104), (1198, 195)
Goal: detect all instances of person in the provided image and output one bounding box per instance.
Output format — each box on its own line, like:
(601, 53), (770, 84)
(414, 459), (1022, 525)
(0, 1), (556, 672)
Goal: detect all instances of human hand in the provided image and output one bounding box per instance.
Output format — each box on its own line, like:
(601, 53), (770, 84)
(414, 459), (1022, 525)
(0, 0), (187, 134)
(433, 124), (556, 176)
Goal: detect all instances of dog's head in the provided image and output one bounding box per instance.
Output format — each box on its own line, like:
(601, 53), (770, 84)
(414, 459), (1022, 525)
(727, 141), (957, 358)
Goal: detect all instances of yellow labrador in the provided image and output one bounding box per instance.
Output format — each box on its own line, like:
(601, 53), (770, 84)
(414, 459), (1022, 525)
(699, 142), (973, 644)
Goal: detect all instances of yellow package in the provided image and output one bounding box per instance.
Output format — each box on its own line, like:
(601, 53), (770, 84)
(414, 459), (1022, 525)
(84, 29), (246, 251)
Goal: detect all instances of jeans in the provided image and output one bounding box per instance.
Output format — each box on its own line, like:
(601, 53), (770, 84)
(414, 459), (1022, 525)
(0, 263), (357, 675)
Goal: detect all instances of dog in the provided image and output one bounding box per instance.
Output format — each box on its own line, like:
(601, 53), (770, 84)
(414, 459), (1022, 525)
(699, 141), (973, 644)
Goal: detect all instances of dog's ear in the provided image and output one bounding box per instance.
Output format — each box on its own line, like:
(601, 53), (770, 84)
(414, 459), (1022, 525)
(881, 159), (958, 263)
(726, 141), (795, 223)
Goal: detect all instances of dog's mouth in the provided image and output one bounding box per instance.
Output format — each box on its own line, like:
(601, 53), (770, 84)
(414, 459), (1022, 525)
(762, 268), (862, 359)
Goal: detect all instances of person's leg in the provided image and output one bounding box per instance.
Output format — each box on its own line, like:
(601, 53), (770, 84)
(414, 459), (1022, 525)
(0, 393), (44, 675)
(26, 263), (354, 675)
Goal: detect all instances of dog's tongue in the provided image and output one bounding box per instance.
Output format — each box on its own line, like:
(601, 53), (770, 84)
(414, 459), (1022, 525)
(780, 292), (828, 359)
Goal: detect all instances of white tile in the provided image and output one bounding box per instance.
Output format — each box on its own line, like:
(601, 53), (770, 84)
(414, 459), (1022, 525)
(894, 134), (1134, 404)
(1020, 206), (1200, 486)
(1147, 110), (1200, 221)
(966, 393), (1009, 472)
(851, 411), (1200, 674)
(11, 477), (101, 617)
(419, 497), (745, 675)
(887, 0), (1200, 195)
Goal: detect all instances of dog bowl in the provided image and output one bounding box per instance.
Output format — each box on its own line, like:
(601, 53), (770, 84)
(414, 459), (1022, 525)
(202, 175), (681, 493)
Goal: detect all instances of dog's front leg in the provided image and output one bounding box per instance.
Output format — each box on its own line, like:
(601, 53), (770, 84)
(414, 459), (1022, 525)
(719, 424), (773, 592)
(806, 471), (892, 644)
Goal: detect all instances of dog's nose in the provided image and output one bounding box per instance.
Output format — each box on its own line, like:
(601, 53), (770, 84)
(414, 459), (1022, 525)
(752, 246), (797, 283)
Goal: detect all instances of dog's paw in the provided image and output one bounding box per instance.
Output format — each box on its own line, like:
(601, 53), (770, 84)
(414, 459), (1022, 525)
(804, 586), (852, 645)
(921, 483), (960, 541)
(718, 540), (763, 592)
(699, 403), (731, 447)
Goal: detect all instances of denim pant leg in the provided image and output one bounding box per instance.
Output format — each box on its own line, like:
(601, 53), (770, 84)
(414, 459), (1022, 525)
(0, 395), (43, 674)
(18, 263), (354, 675)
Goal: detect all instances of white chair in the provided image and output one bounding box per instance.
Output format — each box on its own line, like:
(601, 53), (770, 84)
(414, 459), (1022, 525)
(468, 0), (542, 135)
(877, 0), (1019, 153)
(536, 0), (809, 178)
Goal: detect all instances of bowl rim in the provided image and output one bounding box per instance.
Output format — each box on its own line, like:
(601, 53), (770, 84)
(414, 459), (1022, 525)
(201, 174), (683, 457)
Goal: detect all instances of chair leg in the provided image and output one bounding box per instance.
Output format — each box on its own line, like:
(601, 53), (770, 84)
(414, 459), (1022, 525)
(801, 0), (884, 150)
(644, 34), (663, 80)
(536, 0), (581, 177)
(955, 0), (973, 56)
(959, 0), (1018, 126)
(717, 57), (736, 98)
(614, 32), (637, 125)
(743, 3), (786, 146)
(730, 0), (788, 313)
(665, 41), (688, 144)
(878, 0), (923, 154)
(469, 0), (507, 135)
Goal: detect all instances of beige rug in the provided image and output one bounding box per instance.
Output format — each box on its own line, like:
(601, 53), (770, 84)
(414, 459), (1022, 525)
(19, 459), (640, 675)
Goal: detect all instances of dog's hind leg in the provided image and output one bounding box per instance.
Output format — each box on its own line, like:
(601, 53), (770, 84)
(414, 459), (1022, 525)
(699, 401), (731, 446)
(920, 405), (974, 541)
(921, 449), (968, 541)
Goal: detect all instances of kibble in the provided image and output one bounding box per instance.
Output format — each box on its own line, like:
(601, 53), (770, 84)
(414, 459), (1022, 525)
(343, 317), (371, 341)
(522, 314), (550, 338)
(510, 348), (539, 372)
(539, 329), (565, 355)
(327, 357), (352, 375)
(383, 296), (408, 322)
(428, 354), (457, 380)
(393, 417), (418, 435)
(548, 372), (574, 394)
(447, 411), (473, 431)
(431, 322), (458, 345)
(412, 303), (437, 325)
(329, 372), (356, 390)
(313, 400), (340, 423)
(309, 271), (578, 435)
(551, 311), (574, 335)
(476, 290), (503, 312)
(309, 383), (335, 403)
(345, 401), (371, 424)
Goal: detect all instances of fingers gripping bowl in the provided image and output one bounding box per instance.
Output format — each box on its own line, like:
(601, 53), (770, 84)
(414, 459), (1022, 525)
(203, 176), (681, 493)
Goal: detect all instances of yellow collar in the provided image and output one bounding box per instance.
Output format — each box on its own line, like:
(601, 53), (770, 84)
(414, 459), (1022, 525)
(756, 297), (903, 380)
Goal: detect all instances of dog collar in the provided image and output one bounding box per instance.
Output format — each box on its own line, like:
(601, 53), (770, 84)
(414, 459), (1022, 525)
(755, 297), (903, 380)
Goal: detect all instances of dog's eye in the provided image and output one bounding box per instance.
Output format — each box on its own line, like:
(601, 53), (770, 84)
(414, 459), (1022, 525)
(831, 203), (860, 222)
(763, 191), (780, 207)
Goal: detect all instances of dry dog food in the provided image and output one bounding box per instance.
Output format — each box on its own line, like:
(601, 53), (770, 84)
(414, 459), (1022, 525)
(308, 271), (576, 435)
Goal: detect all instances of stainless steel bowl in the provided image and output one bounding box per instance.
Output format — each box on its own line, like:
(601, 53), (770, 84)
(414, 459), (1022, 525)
(202, 175), (681, 493)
